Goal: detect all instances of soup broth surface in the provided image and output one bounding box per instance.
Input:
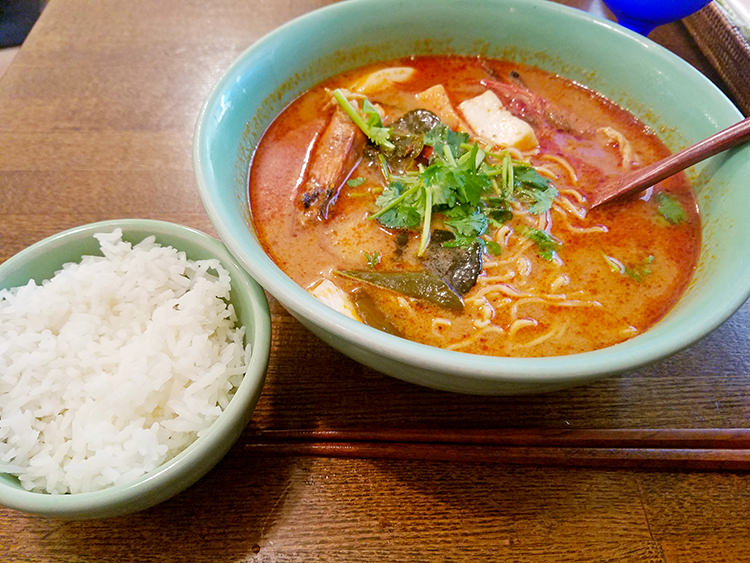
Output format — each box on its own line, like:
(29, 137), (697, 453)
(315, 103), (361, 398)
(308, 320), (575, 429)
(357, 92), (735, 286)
(249, 56), (700, 357)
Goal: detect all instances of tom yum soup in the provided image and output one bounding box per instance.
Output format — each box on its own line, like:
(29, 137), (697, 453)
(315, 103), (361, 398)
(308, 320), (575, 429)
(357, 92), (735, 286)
(249, 55), (700, 357)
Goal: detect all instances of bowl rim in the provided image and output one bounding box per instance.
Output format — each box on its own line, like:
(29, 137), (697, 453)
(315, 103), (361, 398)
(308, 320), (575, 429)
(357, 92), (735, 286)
(0, 218), (271, 518)
(193, 0), (750, 393)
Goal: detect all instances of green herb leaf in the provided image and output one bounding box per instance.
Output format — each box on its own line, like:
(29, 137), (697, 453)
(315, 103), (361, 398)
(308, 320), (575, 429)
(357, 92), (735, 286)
(484, 239), (502, 256)
(373, 181), (423, 229)
(656, 192), (687, 224)
(522, 227), (560, 261)
(514, 166), (558, 214)
(337, 270), (464, 310)
(347, 177), (366, 187)
(443, 206), (489, 245)
(625, 255), (654, 282)
(603, 253), (655, 282)
(424, 123), (469, 159)
(364, 250), (381, 269)
(332, 89), (395, 150)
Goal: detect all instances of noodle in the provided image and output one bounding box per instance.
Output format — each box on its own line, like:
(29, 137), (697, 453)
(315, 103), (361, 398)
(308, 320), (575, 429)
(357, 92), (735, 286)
(538, 153), (580, 185)
(447, 324), (505, 352)
(516, 320), (570, 348)
(598, 126), (635, 169)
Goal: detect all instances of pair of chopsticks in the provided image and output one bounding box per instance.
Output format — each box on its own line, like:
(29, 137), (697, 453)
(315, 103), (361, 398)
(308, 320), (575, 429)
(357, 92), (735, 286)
(245, 428), (750, 471)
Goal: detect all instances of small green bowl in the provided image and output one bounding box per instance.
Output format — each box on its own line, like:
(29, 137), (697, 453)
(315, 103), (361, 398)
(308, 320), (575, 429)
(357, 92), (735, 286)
(194, 0), (750, 394)
(0, 219), (270, 518)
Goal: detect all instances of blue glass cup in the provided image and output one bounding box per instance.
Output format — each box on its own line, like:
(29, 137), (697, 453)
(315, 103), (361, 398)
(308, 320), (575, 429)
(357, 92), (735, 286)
(603, 0), (712, 35)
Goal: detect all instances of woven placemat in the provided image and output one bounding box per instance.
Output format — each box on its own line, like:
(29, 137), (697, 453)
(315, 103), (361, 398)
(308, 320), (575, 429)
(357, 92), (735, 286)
(684, 3), (750, 115)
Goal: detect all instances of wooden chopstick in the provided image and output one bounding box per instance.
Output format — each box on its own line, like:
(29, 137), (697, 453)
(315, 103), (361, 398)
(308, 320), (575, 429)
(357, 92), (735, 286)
(244, 428), (750, 471)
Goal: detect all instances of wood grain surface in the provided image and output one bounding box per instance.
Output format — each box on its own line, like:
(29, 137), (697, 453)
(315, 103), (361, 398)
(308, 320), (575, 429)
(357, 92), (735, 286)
(1, 0), (749, 561)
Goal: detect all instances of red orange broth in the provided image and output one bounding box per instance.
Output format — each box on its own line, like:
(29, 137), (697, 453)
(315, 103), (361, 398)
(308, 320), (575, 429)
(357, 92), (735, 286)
(248, 55), (700, 357)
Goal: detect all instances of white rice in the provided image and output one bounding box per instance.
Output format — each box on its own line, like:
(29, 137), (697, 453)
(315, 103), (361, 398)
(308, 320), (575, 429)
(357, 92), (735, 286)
(0, 229), (251, 494)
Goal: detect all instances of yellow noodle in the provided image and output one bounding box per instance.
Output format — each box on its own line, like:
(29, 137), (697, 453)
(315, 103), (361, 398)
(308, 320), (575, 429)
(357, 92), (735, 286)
(472, 283), (526, 299)
(515, 294), (601, 309)
(485, 240), (535, 270)
(553, 195), (587, 220)
(507, 318), (538, 338)
(560, 221), (608, 235)
(493, 224), (513, 246)
(534, 164), (559, 180)
(549, 273), (570, 293)
(553, 209), (608, 234)
(517, 320), (570, 348)
(475, 273), (516, 284)
(539, 153), (579, 185)
(447, 325), (505, 352)
(515, 255), (533, 277)
(559, 186), (587, 204)
(465, 295), (511, 311)
(534, 211), (551, 231)
(469, 296), (496, 328)
(597, 126), (634, 169)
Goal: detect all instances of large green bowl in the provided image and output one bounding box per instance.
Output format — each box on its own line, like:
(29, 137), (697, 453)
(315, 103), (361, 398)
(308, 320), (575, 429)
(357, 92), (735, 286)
(194, 0), (749, 395)
(0, 219), (271, 518)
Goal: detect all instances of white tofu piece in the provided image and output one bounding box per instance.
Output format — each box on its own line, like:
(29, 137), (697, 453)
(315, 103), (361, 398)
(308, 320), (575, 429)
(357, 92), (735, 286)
(352, 66), (416, 95)
(414, 84), (467, 131)
(458, 90), (538, 151)
(310, 279), (362, 322)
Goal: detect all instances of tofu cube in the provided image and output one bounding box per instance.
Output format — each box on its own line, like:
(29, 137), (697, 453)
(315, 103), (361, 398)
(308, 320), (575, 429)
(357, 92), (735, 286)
(310, 279), (362, 322)
(459, 90), (538, 151)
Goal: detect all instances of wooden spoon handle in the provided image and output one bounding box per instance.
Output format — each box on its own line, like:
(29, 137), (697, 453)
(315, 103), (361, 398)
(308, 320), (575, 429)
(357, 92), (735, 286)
(589, 116), (750, 208)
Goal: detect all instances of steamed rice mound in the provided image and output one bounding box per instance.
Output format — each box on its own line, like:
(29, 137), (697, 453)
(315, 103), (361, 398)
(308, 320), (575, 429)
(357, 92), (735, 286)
(0, 229), (251, 494)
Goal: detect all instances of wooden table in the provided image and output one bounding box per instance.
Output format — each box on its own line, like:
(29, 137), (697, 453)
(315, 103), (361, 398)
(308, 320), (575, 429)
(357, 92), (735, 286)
(1, 1), (749, 560)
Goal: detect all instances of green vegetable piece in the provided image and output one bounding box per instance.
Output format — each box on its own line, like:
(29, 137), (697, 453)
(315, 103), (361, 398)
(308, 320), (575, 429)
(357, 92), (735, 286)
(386, 109), (442, 160)
(337, 270), (464, 310)
(514, 166), (558, 214)
(522, 227), (560, 261)
(332, 89), (395, 150)
(656, 192), (687, 224)
(421, 230), (484, 295)
(347, 177), (366, 187)
(625, 255), (655, 282)
(373, 181), (423, 229)
(364, 250), (381, 269)
(602, 253), (654, 282)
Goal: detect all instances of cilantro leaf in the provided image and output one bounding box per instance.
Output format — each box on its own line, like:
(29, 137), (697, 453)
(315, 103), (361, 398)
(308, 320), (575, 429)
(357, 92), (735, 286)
(424, 123), (469, 160)
(656, 192), (687, 224)
(522, 227), (560, 261)
(514, 166), (558, 214)
(373, 181), (423, 229)
(514, 166), (550, 190)
(603, 253), (655, 282)
(484, 239), (502, 256)
(332, 89), (395, 150)
(625, 255), (654, 282)
(443, 206), (489, 244)
(484, 196), (513, 225)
